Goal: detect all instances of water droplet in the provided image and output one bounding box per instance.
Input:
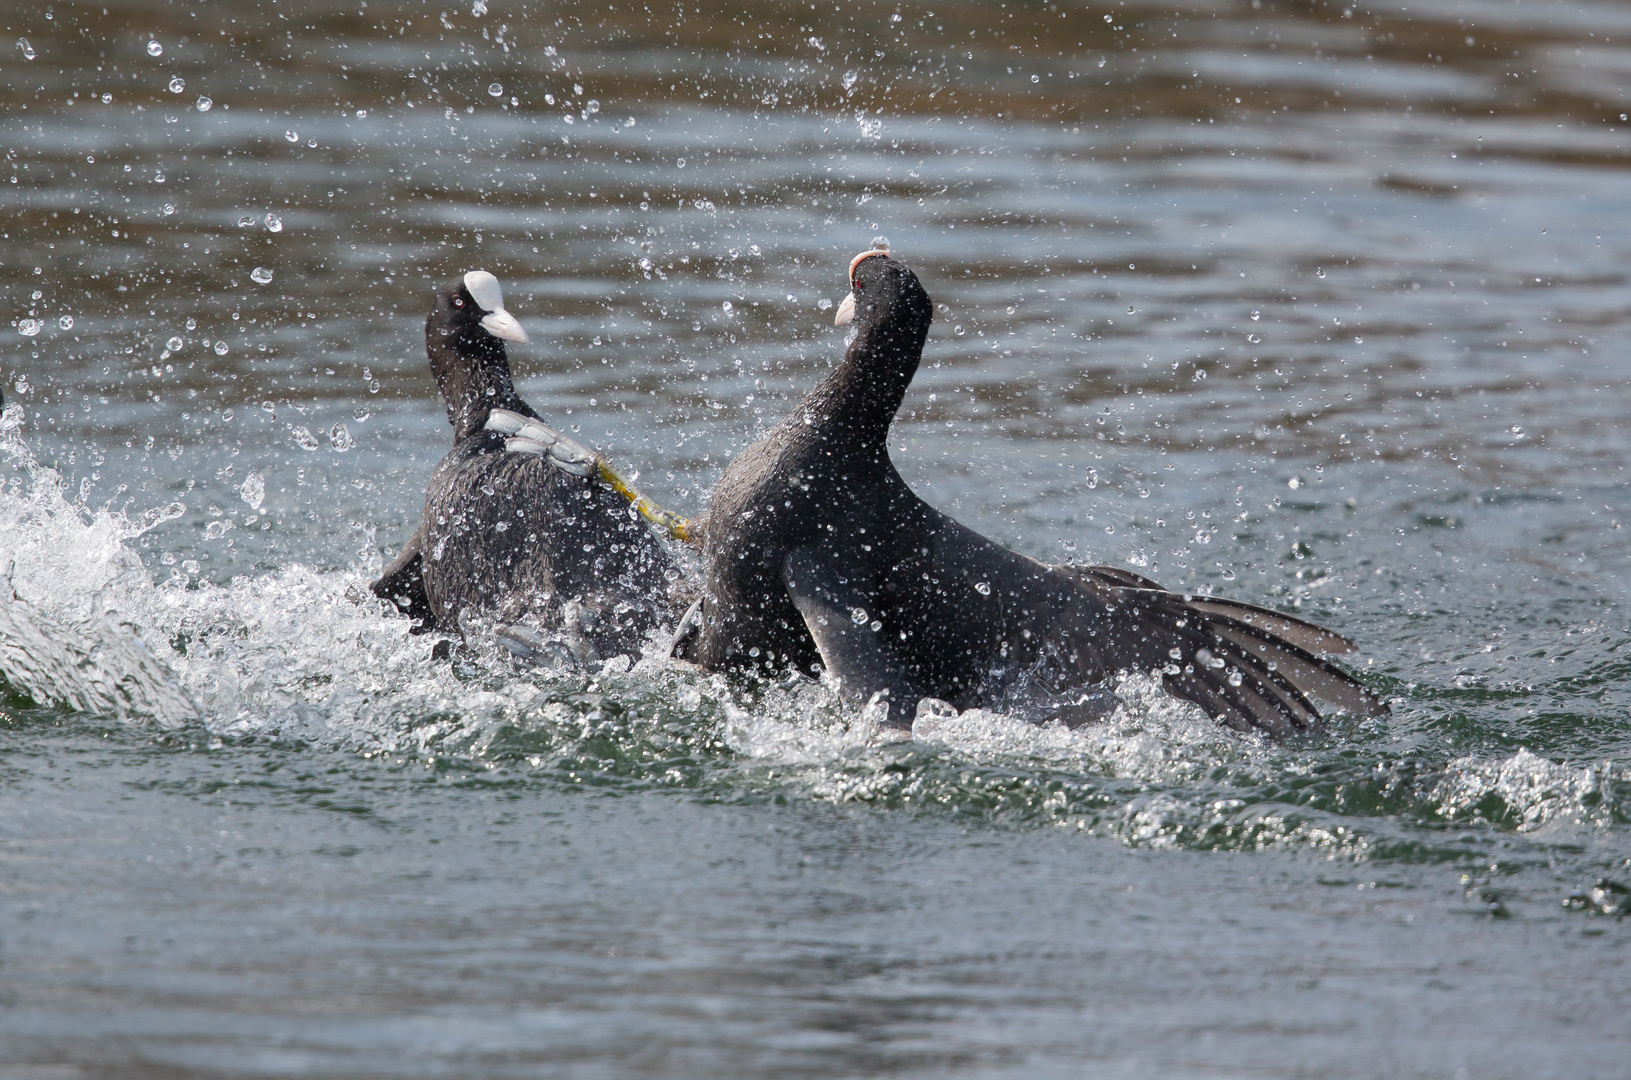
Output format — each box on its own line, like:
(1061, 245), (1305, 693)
(818, 298), (833, 311)
(850, 607), (868, 625)
(329, 423), (356, 451)
(842, 70), (859, 91)
(185, 317), (196, 330)
(168, 77), (185, 94)
(891, 11), (902, 21)
(486, 82), (504, 98)
(1031, 74), (1040, 83)
(13, 376), (28, 394)
(1250, 310), (1261, 321)
(264, 213), (282, 232)
(146, 40), (162, 57)
(368, 379), (381, 394)
(213, 341), (228, 356)
(585, 99), (600, 114)
(238, 215), (255, 228)
(238, 471), (265, 510)
(974, 581), (991, 595)
(57, 315), (73, 330)
(721, 301), (733, 313)
(676, 157), (686, 168)
(250, 266), (274, 285)
(869, 620), (883, 632)
(1316, 268), (1326, 278)
(471, 0), (488, 15)
(162, 203), (175, 215)
(544, 93), (555, 105)
(17, 38), (36, 61)
(152, 172), (165, 184)
(195, 95), (212, 112)
(871, 235), (890, 253)
(1228, 669), (1243, 687)
(17, 318), (41, 337)
(101, 93), (111, 103)
(166, 335), (184, 351)
(352, 407), (371, 422)
(290, 426), (320, 451)
(284, 130), (299, 143)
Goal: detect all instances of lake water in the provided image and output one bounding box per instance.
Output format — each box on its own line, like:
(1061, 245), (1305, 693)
(2, 0), (1629, 1075)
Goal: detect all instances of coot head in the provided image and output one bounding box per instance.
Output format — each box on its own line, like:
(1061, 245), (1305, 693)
(833, 247), (933, 339)
(427, 270), (532, 440)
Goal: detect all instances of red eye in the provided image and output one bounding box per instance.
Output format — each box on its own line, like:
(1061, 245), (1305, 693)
(453, 297), (464, 308)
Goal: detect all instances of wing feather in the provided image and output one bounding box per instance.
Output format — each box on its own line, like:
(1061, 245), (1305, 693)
(1052, 565), (1385, 736)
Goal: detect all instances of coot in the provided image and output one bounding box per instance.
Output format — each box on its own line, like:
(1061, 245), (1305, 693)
(673, 250), (1383, 736)
(372, 272), (680, 664)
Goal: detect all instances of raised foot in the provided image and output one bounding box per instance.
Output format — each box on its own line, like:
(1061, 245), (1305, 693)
(485, 408), (696, 541)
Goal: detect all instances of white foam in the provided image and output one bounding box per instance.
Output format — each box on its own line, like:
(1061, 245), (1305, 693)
(1434, 748), (1615, 833)
(0, 410), (465, 743)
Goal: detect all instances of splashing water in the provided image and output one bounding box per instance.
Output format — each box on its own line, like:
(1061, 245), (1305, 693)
(238, 472), (265, 511)
(0, 411), (1624, 868)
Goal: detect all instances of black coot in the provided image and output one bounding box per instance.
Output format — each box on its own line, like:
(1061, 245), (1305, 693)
(674, 250), (1384, 736)
(372, 271), (678, 664)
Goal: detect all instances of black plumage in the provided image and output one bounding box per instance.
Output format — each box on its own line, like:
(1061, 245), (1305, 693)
(674, 251), (1384, 735)
(372, 272), (676, 662)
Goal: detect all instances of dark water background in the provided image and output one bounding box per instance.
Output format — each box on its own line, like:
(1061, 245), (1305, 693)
(2, 0), (1630, 1075)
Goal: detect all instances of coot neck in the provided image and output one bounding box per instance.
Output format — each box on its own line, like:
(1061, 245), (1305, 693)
(801, 311), (927, 456)
(427, 321), (532, 441)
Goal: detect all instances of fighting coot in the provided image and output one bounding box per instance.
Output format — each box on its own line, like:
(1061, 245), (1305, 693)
(673, 250), (1383, 735)
(372, 271), (680, 664)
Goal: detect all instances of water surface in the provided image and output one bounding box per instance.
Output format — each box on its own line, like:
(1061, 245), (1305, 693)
(2, 1), (1629, 1076)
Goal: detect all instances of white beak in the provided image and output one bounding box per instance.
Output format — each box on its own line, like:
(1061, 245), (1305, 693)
(480, 308), (529, 343)
(834, 292), (857, 326)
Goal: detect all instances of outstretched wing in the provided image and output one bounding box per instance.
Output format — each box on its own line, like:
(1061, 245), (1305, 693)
(782, 545), (923, 729)
(1056, 564), (1385, 737)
